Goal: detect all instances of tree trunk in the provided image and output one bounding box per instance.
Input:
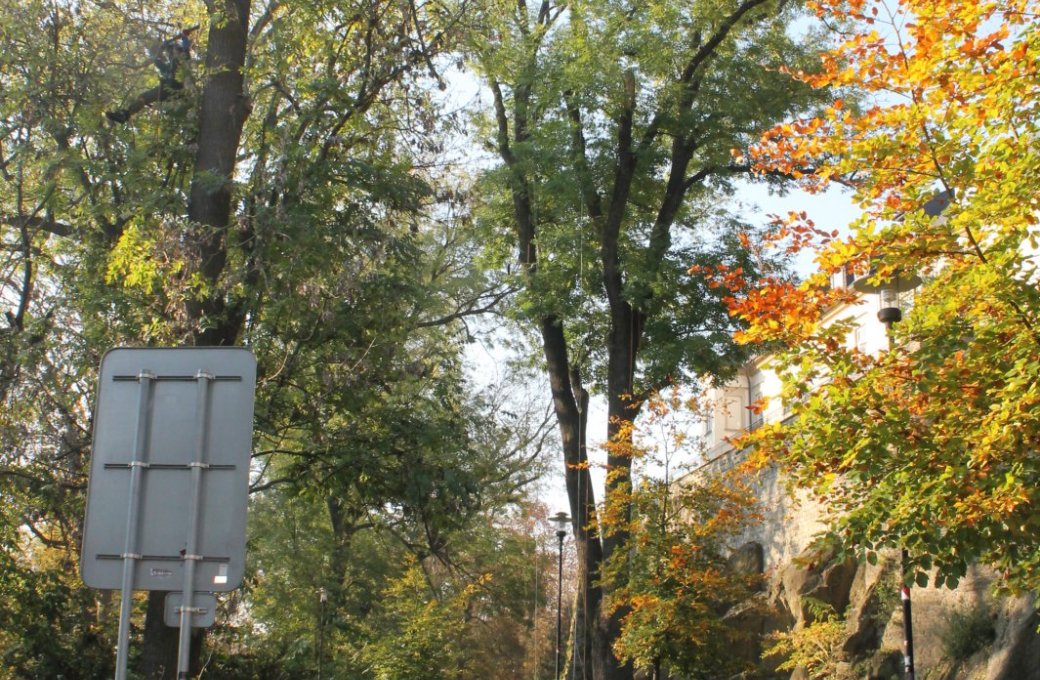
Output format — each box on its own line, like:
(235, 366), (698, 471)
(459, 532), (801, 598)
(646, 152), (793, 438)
(184, 0), (253, 347)
(139, 2), (251, 677)
(539, 316), (602, 680)
(141, 594), (203, 680)
(494, 33), (639, 680)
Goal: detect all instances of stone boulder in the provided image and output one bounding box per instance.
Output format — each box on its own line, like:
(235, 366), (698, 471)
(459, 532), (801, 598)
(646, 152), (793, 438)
(985, 595), (1040, 680)
(775, 545), (858, 627)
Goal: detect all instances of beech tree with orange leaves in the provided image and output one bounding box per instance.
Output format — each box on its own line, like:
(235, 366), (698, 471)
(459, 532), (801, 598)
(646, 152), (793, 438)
(602, 469), (763, 678)
(725, 0), (1040, 593)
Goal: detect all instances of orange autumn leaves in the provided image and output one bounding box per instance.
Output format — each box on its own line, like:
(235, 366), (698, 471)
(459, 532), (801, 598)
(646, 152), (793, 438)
(701, 0), (1040, 592)
(749, 0), (1039, 206)
(604, 471), (763, 673)
(721, 0), (1040, 345)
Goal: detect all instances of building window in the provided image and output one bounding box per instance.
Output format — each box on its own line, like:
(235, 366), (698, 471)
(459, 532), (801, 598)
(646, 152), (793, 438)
(832, 264), (855, 289)
(749, 381), (764, 431)
(854, 325), (869, 354)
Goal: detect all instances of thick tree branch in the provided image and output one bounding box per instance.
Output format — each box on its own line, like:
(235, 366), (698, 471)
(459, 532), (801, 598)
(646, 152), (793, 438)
(564, 91), (604, 221)
(685, 0), (772, 89)
(490, 80), (515, 164)
(603, 69), (638, 308)
(1, 214), (73, 237)
(681, 163), (829, 190)
(249, 0), (281, 41)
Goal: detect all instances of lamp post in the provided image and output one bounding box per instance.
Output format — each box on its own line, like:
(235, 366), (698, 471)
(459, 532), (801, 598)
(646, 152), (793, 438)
(854, 269), (922, 680)
(317, 587), (327, 680)
(550, 511), (570, 680)
(852, 190), (949, 680)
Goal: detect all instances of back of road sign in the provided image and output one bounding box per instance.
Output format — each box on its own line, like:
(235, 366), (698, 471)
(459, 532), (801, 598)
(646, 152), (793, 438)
(80, 347), (256, 592)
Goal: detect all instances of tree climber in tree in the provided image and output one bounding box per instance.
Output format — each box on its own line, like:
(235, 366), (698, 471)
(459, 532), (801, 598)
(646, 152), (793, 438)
(105, 26), (199, 124)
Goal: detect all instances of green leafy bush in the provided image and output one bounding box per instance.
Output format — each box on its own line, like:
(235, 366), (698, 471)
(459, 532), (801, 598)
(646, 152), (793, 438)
(940, 604), (995, 663)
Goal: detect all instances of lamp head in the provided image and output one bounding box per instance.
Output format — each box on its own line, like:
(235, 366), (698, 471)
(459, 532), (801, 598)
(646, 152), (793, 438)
(851, 189), (950, 326)
(550, 511), (570, 537)
(851, 266), (922, 297)
(852, 266), (921, 326)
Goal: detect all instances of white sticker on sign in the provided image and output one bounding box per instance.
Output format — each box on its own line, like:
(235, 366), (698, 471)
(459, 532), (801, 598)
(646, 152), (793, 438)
(214, 563), (228, 585)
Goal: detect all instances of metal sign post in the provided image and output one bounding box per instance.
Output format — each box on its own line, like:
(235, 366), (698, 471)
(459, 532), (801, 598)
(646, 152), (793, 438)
(114, 371), (154, 680)
(81, 348), (256, 680)
(176, 371), (213, 679)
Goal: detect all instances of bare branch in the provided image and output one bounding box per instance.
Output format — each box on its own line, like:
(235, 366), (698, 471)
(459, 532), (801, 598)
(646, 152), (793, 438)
(415, 285), (517, 328)
(249, 0), (281, 41)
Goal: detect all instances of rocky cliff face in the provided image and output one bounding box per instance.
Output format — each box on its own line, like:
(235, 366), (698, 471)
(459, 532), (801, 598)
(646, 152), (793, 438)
(722, 540), (1039, 680)
(689, 453), (1040, 679)
(682, 453), (1040, 680)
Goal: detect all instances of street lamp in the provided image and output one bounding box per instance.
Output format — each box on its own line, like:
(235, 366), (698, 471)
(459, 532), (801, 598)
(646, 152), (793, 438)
(852, 190), (950, 680)
(550, 511), (570, 680)
(854, 267), (923, 680)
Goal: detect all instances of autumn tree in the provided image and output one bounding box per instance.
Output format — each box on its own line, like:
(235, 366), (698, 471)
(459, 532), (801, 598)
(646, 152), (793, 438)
(586, 390), (763, 679)
(730, 0), (1040, 595)
(603, 471), (762, 679)
(467, 1), (830, 676)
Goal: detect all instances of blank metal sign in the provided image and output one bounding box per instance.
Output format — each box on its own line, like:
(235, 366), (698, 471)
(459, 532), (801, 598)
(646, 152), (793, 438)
(81, 347), (257, 592)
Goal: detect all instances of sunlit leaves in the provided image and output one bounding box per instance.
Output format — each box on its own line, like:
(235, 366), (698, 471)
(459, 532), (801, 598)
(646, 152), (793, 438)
(3, 0), (534, 676)
(603, 471), (762, 676)
(728, 0), (1040, 594)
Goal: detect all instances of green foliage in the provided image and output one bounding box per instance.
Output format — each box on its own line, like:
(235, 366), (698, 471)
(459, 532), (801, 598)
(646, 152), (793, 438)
(356, 562), (475, 680)
(470, 0), (829, 391)
(207, 489), (559, 679)
(0, 531), (115, 678)
(0, 0), (841, 677)
(470, 2), (837, 673)
(940, 603), (996, 663)
(1, 0), (547, 676)
(764, 598), (848, 680)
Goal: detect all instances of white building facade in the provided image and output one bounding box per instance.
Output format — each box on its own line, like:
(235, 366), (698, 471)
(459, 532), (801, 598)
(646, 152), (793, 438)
(695, 270), (893, 570)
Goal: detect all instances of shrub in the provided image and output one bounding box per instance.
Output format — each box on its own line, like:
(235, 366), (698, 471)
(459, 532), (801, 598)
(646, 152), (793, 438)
(940, 603), (996, 663)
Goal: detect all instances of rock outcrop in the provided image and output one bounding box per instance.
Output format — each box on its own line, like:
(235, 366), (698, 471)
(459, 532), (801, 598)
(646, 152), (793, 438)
(722, 542), (1040, 680)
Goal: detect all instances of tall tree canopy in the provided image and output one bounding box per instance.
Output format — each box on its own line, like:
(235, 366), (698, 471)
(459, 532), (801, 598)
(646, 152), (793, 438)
(729, 0), (1040, 594)
(1, 0), (556, 676)
(467, 0), (830, 676)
